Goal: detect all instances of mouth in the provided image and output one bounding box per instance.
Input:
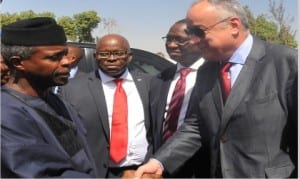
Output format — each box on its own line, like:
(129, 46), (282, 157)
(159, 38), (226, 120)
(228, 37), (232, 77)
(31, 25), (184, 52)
(56, 72), (70, 79)
(168, 51), (182, 58)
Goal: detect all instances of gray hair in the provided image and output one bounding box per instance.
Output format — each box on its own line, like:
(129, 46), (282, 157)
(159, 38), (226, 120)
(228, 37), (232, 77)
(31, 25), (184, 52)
(1, 44), (34, 69)
(192, 0), (249, 29)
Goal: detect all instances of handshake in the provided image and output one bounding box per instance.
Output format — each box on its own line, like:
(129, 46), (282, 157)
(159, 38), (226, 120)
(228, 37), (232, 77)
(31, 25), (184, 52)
(122, 159), (164, 179)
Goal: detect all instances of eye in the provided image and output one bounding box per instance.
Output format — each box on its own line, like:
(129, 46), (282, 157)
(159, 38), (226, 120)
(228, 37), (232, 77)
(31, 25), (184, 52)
(98, 52), (110, 57)
(176, 38), (189, 44)
(113, 51), (126, 57)
(46, 50), (67, 61)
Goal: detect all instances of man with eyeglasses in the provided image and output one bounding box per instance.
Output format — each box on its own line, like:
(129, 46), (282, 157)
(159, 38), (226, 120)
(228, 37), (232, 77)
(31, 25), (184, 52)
(135, 0), (297, 178)
(60, 34), (154, 178)
(150, 19), (205, 178)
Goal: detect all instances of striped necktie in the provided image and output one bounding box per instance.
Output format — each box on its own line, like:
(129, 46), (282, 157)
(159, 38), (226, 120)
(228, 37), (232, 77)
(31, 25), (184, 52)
(162, 68), (192, 143)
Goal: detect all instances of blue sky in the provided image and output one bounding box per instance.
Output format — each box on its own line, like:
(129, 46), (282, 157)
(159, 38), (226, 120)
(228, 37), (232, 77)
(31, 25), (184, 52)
(1, 0), (297, 56)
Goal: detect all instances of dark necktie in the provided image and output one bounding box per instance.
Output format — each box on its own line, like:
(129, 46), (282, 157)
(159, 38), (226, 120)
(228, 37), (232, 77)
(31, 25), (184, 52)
(220, 62), (232, 103)
(162, 68), (192, 143)
(110, 79), (128, 163)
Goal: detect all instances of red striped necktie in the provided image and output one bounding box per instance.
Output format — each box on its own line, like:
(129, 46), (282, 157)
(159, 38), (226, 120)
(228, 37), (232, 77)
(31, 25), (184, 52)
(162, 68), (192, 143)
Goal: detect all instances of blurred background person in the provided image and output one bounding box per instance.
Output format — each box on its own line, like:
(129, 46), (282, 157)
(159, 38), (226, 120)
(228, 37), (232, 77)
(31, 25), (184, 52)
(0, 54), (10, 85)
(53, 44), (85, 94)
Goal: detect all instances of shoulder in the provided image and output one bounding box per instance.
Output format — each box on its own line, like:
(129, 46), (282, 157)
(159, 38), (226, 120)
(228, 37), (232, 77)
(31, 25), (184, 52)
(130, 71), (153, 82)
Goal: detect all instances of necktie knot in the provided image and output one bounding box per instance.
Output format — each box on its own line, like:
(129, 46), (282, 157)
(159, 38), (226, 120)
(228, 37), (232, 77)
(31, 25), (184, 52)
(179, 67), (192, 77)
(220, 62), (232, 103)
(114, 78), (123, 85)
(220, 62), (231, 73)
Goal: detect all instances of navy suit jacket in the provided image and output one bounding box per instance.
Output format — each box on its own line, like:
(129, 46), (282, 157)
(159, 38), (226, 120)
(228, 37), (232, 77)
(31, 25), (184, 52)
(153, 37), (298, 178)
(1, 87), (97, 178)
(60, 70), (154, 178)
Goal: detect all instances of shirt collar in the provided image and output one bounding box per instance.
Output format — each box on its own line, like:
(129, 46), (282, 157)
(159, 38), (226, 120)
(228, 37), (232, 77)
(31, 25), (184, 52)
(228, 34), (253, 65)
(98, 68), (133, 84)
(69, 66), (78, 79)
(176, 57), (205, 72)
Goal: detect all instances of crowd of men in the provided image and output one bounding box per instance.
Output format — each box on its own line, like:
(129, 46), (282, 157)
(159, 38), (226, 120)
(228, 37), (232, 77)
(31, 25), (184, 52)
(1, 0), (297, 178)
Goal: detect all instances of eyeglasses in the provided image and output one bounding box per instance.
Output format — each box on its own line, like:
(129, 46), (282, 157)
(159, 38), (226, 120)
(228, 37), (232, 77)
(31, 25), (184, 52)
(96, 51), (128, 58)
(188, 17), (231, 38)
(161, 36), (190, 46)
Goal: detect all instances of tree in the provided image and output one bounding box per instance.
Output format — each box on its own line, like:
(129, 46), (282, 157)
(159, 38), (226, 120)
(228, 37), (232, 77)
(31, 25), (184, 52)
(0, 11), (55, 27)
(268, 0), (297, 47)
(102, 17), (119, 34)
(57, 16), (77, 41)
(254, 15), (278, 41)
(243, 1), (297, 48)
(73, 11), (100, 42)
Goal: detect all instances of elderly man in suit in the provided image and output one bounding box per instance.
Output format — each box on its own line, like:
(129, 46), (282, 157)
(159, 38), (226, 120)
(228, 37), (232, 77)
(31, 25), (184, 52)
(61, 34), (153, 178)
(135, 0), (297, 178)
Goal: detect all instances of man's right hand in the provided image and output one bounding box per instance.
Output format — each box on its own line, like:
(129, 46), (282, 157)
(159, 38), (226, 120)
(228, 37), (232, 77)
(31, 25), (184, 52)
(134, 159), (164, 179)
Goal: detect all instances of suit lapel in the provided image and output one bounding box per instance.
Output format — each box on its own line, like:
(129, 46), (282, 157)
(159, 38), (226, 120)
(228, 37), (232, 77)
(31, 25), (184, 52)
(220, 37), (266, 133)
(87, 72), (110, 141)
(156, 66), (177, 134)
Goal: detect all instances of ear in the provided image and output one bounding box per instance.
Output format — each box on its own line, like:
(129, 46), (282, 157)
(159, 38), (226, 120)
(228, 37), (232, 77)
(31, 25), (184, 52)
(10, 56), (25, 71)
(127, 53), (133, 63)
(228, 17), (240, 36)
(93, 52), (98, 59)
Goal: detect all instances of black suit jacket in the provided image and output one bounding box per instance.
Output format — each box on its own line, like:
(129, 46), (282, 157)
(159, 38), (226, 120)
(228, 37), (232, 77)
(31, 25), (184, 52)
(153, 36), (298, 178)
(150, 64), (209, 177)
(60, 70), (154, 178)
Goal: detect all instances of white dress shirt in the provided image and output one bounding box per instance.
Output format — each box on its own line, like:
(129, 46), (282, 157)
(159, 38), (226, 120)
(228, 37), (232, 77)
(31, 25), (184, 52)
(98, 69), (149, 167)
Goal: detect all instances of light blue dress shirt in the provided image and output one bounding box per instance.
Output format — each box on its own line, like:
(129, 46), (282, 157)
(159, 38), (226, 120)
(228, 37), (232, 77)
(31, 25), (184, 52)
(228, 34), (253, 87)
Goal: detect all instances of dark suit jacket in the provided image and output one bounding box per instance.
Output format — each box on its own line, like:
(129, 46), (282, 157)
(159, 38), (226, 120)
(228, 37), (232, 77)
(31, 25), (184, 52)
(60, 70), (154, 178)
(150, 65), (209, 177)
(153, 37), (298, 178)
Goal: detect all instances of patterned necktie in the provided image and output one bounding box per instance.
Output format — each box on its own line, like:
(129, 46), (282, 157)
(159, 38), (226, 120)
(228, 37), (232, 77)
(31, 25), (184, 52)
(220, 62), (232, 103)
(110, 79), (128, 163)
(162, 68), (192, 143)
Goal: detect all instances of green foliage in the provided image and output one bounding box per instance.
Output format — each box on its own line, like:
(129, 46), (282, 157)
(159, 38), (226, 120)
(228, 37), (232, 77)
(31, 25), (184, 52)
(243, 2), (297, 48)
(73, 11), (101, 42)
(1, 10), (100, 43)
(57, 16), (77, 41)
(0, 11), (55, 26)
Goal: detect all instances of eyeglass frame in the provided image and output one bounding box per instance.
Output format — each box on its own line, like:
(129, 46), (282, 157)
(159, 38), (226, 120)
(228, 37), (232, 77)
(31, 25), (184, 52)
(95, 50), (130, 59)
(161, 35), (190, 46)
(187, 16), (232, 38)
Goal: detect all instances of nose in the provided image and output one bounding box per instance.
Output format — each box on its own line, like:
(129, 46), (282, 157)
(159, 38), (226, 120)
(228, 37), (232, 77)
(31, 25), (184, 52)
(166, 41), (179, 49)
(60, 55), (72, 67)
(106, 54), (118, 61)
